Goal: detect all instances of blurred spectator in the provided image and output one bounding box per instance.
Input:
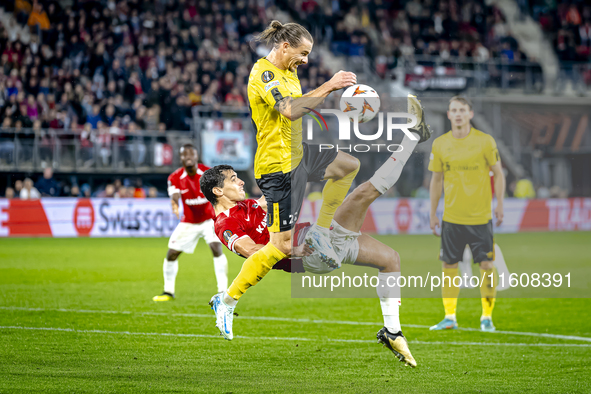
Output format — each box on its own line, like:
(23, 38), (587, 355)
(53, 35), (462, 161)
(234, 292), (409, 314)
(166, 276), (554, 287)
(80, 184), (91, 198)
(20, 178), (40, 200)
(115, 186), (127, 198)
(97, 184), (116, 198)
(28, 3), (51, 31)
(550, 185), (569, 198)
(4, 187), (15, 199)
(148, 186), (158, 198)
(133, 179), (146, 198)
(87, 105), (102, 129)
(80, 123), (94, 167)
(36, 167), (59, 196)
(514, 178), (536, 198)
(14, 180), (23, 195)
(70, 185), (80, 197)
(225, 87), (246, 107)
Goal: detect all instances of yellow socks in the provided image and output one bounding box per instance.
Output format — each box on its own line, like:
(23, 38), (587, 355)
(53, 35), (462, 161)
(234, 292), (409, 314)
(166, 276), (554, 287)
(316, 163), (359, 228)
(227, 243), (286, 300)
(442, 267), (460, 319)
(440, 266), (497, 321)
(480, 267), (497, 318)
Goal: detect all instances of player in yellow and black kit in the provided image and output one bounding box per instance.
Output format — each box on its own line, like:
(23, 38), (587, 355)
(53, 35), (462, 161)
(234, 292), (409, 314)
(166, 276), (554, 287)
(209, 20), (361, 340)
(428, 96), (505, 332)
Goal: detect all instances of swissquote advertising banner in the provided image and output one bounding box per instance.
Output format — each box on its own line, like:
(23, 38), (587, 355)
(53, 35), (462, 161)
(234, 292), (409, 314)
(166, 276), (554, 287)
(1, 198), (590, 237)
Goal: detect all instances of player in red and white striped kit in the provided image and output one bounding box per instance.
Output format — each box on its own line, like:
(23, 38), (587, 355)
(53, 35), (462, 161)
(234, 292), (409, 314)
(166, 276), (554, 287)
(152, 144), (228, 301)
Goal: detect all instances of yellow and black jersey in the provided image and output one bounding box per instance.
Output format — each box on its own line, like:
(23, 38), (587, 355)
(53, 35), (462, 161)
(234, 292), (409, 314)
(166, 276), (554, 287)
(247, 57), (303, 178)
(428, 127), (500, 225)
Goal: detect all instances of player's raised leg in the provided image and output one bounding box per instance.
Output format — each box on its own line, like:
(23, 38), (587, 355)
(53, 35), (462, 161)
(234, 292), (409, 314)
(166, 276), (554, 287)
(307, 151), (359, 262)
(370, 94), (432, 194)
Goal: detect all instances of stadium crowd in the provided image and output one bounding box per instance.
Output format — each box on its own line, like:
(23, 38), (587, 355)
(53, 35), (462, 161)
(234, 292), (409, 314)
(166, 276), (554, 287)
(536, 1), (591, 63)
(0, 0), (289, 134)
(290, 0), (529, 76)
(0, 0), (586, 131)
(0, 0), (536, 134)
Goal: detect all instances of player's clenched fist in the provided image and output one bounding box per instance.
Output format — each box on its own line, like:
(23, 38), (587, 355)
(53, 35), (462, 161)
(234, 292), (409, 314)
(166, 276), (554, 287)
(328, 70), (357, 91)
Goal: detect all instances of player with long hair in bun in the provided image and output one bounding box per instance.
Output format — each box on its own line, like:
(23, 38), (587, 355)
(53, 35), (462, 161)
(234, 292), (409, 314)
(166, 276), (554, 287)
(209, 20), (363, 337)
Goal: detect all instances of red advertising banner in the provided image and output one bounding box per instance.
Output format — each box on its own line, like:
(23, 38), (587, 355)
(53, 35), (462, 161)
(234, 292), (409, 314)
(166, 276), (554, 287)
(1, 198), (590, 238)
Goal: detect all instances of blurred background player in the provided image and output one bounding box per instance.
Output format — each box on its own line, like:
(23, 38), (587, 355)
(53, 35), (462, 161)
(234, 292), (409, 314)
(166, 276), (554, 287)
(429, 96), (505, 332)
(210, 21), (360, 315)
(152, 144), (228, 301)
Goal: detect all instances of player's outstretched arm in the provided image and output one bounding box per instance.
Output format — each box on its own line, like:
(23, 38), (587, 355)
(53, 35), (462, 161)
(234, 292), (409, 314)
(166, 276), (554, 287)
(429, 172), (443, 236)
(274, 70), (357, 121)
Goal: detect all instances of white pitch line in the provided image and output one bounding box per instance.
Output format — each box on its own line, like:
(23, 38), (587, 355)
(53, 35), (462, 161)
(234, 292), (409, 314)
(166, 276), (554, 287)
(2, 306), (591, 343)
(1, 326), (590, 347)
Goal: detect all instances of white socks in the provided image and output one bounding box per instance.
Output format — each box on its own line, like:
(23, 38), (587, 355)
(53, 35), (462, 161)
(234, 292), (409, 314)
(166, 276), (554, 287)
(163, 254), (228, 295)
(213, 254), (229, 293)
(223, 291), (238, 307)
(377, 271), (402, 334)
(369, 133), (420, 194)
(163, 259), (179, 295)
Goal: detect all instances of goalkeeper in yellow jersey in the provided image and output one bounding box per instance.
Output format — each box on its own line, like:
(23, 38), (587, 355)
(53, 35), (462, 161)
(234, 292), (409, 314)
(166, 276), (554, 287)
(428, 96), (505, 332)
(210, 20), (363, 337)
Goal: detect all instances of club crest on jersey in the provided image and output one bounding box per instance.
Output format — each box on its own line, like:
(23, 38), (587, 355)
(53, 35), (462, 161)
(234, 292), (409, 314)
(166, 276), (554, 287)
(252, 203), (259, 208)
(261, 70), (275, 83)
(223, 230), (233, 243)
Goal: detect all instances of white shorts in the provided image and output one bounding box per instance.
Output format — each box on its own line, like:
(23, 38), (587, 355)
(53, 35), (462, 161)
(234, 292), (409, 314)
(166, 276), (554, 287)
(302, 220), (361, 274)
(168, 220), (219, 254)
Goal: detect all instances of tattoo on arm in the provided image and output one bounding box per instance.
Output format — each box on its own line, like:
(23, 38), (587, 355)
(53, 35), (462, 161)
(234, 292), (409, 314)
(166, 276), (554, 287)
(274, 96), (292, 114)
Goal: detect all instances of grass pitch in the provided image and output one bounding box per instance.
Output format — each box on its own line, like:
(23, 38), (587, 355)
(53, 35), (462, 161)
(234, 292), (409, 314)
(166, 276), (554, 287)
(1, 233), (590, 393)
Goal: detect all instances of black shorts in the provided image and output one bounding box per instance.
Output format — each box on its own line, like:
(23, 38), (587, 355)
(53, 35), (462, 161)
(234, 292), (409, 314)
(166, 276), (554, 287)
(440, 220), (494, 264)
(256, 143), (338, 233)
